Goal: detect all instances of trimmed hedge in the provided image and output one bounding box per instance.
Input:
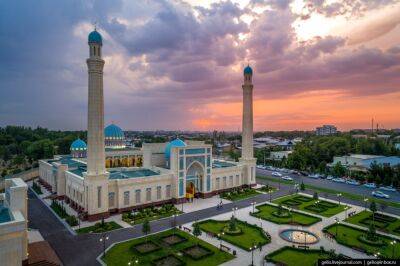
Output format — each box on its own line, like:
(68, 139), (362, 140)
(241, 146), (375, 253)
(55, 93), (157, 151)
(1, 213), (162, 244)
(182, 244), (214, 260)
(132, 240), (161, 254)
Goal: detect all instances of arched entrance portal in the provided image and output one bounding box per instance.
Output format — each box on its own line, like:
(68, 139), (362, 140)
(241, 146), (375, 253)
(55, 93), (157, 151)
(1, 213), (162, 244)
(186, 161), (204, 199)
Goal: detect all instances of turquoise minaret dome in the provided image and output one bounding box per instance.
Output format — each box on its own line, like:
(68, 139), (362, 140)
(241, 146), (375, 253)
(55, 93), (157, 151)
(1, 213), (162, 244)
(244, 65), (253, 75)
(88, 30), (102, 45)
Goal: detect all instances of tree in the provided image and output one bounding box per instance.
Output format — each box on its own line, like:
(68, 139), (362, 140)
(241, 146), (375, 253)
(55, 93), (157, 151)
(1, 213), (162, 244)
(192, 222), (202, 246)
(370, 201), (377, 225)
(332, 162), (346, 177)
(229, 215), (237, 231)
(142, 219), (150, 242)
(300, 181), (305, 191)
(313, 192), (319, 200)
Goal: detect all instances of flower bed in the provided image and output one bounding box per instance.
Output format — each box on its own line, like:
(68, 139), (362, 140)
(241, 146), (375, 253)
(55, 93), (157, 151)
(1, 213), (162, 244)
(132, 241), (161, 254)
(182, 244), (214, 260)
(162, 234), (188, 246)
(122, 204), (182, 225)
(152, 254), (185, 266)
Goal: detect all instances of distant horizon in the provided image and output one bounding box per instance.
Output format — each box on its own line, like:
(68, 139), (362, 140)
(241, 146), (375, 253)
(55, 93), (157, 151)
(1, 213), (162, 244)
(1, 1), (399, 131)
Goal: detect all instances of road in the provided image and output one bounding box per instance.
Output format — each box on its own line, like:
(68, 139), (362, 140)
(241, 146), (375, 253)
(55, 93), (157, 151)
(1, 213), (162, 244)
(256, 168), (400, 202)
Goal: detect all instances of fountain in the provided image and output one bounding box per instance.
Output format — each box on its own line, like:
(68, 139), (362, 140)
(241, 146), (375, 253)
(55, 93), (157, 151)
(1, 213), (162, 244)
(279, 229), (319, 245)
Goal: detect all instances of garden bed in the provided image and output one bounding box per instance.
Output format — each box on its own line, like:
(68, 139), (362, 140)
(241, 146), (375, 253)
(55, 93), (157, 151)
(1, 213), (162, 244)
(345, 211), (400, 237)
(122, 204), (182, 225)
(251, 203), (321, 226)
(195, 219), (270, 250)
(133, 241), (161, 254)
(102, 229), (234, 266)
(76, 221), (122, 234)
(220, 188), (260, 201)
(162, 234), (187, 246)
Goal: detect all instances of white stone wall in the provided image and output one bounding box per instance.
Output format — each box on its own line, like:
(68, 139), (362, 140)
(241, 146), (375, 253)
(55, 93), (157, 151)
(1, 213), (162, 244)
(212, 165), (243, 191)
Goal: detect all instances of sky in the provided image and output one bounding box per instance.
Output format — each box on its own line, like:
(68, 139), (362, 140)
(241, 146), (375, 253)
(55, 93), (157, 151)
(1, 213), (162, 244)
(0, 0), (399, 132)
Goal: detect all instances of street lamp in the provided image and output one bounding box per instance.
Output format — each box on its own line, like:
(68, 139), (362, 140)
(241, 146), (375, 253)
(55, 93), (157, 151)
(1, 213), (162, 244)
(391, 240), (397, 258)
(269, 190), (272, 202)
(344, 206), (349, 219)
(250, 244), (257, 266)
(259, 217), (262, 228)
(128, 259), (139, 265)
(99, 233), (109, 258)
(374, 252), (380, 258)
(217, 232), (225, 248)
(364, 198), (369, 211)
(172, 214), (177, 234)
(232, 206), (238, 217)
(337, 193), (342, 205)
(335, 217), (339, 236)
(251, 201), (256, 213)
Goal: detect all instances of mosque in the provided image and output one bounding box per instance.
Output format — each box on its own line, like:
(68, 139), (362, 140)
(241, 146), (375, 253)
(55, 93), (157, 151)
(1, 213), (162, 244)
(39, 29), (256, 221)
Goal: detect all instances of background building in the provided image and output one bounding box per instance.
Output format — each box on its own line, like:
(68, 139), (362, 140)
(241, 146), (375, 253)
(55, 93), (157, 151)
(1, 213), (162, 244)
(316, 125), (337, 136)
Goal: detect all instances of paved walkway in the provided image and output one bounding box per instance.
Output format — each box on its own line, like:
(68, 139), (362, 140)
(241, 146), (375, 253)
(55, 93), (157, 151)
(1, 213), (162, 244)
(28, 181), (400, 266)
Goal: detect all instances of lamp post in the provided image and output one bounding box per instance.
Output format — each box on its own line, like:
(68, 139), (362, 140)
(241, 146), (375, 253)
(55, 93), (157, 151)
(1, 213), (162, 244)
(217, 232), (225, 249)
(390, 240), (397, 258)
(250, 244), (257, 266)
(334, 217), (339, 237)
(289, 207), (293, 224)
(344, 206), (348, 219)
(269, 190), (272, 202)
(99, 233), (109, 258)
(172, 214), (177, 234)
(374, 252), (380, 259)
(259, 218), (262, 228)
(251, 201), (256, 213)
(337, 193), (342, 205)
(232, 206), (238, 217)
(128, 258), (139, 265)
(364, 198), (369, 211)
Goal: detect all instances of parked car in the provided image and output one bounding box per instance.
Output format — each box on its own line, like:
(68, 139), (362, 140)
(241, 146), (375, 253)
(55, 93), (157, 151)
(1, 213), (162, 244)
(346, 179), (360, 186)
(363, 183), (376, 189)
(282, 176), (293, 181)
(292, 170), (301, 175)
(380, 186), (397, 192)
(257, 165), (264, 169)
(308, 174), (320, 179)
(299, 171), (309, 176)
(332, 178), (345, 183)
(326, 175), (334, 180)
(372, 191), (390, 199)
(272, 172), (282, 177)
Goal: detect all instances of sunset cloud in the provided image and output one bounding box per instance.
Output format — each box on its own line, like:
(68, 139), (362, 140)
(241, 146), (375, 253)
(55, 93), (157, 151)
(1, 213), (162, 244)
(0, 0), (399, 131)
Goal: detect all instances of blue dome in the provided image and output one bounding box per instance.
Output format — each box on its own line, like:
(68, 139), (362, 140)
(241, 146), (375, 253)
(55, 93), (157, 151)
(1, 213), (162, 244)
(165, 138), (186, 159)
(105, 124), (124, 139)
(70, 139), (87, 150)
(88, 30), (102, 45)
(244, 65), (253, 75)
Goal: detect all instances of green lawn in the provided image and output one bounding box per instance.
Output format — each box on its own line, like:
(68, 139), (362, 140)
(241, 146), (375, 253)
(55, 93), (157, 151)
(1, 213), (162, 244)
(196, 219), (270, 250)
(122, 205), (183, 225)
(220, 188), (260, 201)
(266, 247), (336, 266)
(251, 203), (321, 226)
(76, 221), (122, 234)
(345, 210), (400, 237)
(257, 175), (400, 209)
(273, 194), (346, 217)
(102, 229), (235, 266)
(256, 185), (277, 193)
(324, 223), (400, 258)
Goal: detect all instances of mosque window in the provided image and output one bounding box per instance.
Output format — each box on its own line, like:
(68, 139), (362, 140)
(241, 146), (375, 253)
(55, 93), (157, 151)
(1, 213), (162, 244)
(229, 176), (233, 187)
(124, 191), (130, 206)
(135, 189), (141, 203)
(109, 192), (115, 207)
(223, 176), (227, 188)
(157, 186), (161, 200)
(97, 186), (102, 208)
(179, 158), (184, 170)
(216, 177), (220, 190)
(207, 175), (211, 191)
(146, 188), (152, 201)
(166, 185), (171, 198)
(236, 175), (239, 186)
(179, 179), (184, 197)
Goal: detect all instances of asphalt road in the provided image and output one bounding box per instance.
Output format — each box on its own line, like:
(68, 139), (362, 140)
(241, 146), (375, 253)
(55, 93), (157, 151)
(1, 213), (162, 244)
(28, 186), (292, 266)
(256, 168), (400, 202)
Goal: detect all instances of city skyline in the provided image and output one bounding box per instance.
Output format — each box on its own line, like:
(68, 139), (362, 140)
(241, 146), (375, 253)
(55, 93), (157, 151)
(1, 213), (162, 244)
(1, 0), (400, 131)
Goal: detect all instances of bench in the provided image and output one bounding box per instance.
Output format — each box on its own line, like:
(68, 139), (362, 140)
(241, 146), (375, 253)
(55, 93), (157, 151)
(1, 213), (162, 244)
(183, 227), (191, 233)
(297, 245), (309, 249)
(220, 244), (231, 252)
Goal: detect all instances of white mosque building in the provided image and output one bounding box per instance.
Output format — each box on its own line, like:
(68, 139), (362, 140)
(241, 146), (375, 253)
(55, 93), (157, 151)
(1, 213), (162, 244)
(38, 29), (256, 221)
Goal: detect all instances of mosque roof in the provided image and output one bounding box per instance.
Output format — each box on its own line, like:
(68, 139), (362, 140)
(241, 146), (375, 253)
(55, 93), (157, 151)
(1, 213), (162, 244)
(105, 124), (124, 139)
(70, 139), (87, 150)
(165, 138), (186, 159)
(244, 65), (253, 75)
(88, 30), (102, 45)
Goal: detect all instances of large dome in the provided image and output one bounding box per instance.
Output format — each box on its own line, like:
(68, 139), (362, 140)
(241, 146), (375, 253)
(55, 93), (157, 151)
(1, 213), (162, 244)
(70, 139), (87, 151)
(165, 138), (186, 159)
(105, 124), (124, 140)
(88, 30), (102, 45)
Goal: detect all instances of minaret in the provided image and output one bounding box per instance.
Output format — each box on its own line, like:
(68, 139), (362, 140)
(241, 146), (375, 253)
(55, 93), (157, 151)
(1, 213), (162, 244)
(84, 29), (109, 220)
(239, 65), (256, 186)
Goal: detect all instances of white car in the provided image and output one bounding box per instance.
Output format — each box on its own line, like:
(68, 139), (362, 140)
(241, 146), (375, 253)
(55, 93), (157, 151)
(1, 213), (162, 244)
(326, 175), (334, 180)
(363, 183), (376, 189)
(308, 174), (320, 179)
(332, 178), (345, 183)
(346, 179), (360, 186)
(372, 191), (390, 199)
(282, 176), (293, 181)
(256, 165), (264, 169)
(380, 186), (397, 192)
(271, 172), (282, 177)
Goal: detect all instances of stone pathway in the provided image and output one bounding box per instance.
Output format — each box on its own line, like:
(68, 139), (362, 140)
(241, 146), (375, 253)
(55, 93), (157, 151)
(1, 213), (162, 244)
(182, 194), (375, 266)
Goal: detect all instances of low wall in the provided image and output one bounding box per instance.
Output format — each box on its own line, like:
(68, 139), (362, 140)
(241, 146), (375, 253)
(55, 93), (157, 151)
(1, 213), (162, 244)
(0, 168), (39, 191)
